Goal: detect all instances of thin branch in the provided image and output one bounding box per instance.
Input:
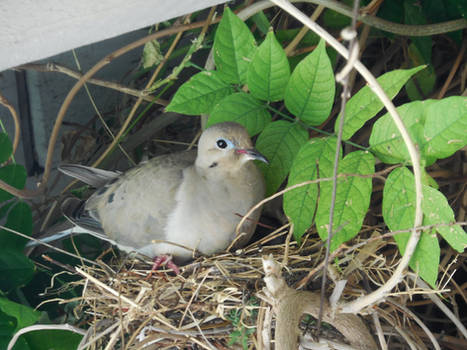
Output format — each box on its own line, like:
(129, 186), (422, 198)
(317, 0), (360, 334)
(8, 324), (86, 350)
(372, 312), (388, 350)
(2, 20), (213, 199)
(0, 93), (20, 160)
(1, 224), (99, 266)
(91, 15), (191, 168)
(302, 0), (466, 36)
(71, 49), (136, 166)
(437, 36), (467, 99)
(268, 0), (423, 315)
(410, 275), (467, 339)
(284, 5), (325, 55)
(15, 63), (167, 105)
(295, 221), (467, 288)
(388, 299), (441, 350)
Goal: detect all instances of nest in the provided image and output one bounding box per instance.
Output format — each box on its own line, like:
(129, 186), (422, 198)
(64, 228), (310, 349)
(61, 225), (401, 350)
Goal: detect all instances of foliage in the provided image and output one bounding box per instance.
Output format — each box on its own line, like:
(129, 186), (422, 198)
(226, 308), (256, 350)
(0, 134), (83, 349)
(1, 2), (466, 347)
(167, 8), (467, 287)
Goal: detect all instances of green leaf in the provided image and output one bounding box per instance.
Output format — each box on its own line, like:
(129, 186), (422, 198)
(0, 308), (16, 349)
(422, 185), (467, 253)
(207, 92), (271, 136)
(249, 11), (270, 35)
(0, 297), (40, 331)
(382, 167), (440, 286)
(142, 40), (163, 69)
(23, 329), (82, 350)
(275, 28), (319, 47)
(0, 164), (27, 203)
(323, 8), (351, 28)
(284, 137), (337, 241)
(383, 167), (415, 227)
(405, 44), (436, 101)
(247, 31), (290, 101)
(0, 250), (35, 292)
(337, 66), (425, 140)
(284, 39), (335, 126)
(0, 202), (32, 250)
(404, 1), (432, 63)
(166, 70), (233, 115)
(0, 297), (40, 350)
(408, 228), (440, 287)
(423, 96), (467, 160)
(0, 133), (13, 163)
(369, 100), (435, 164)
(213, 7), (256, 84)
(255, 121), (308, 195)
(315, 151), (374, 251)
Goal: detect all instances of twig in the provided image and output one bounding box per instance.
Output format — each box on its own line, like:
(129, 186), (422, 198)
(0, 93), (20, 160)
(78, 322), (120, 350)
(16, 63), (167, 105)
(376, 308), (418, 349)
(269, 0), (423, 315)
(236, 168), (398, 236)
(295, 221), (467, 288)
(75, 267), (141, 309)
(300, 0), (466, 36)
(261, 255), (377, 349)
(91, 15), (190, 168)
(410, 275), (467, 338)
(284, 5), (325, 55)
(388, 299), (441, 350)
(437, 36), (467, 99)
(71, 49), (135, 166)
(372, 312), (388, 350)
(8, 324), (86, 350)
(2, 20), (216, 199)
(317, 0), (360, 335)
(1, 224), (99, 266)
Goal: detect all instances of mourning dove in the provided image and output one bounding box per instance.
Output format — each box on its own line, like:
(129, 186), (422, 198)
(34, 122), (267, 265)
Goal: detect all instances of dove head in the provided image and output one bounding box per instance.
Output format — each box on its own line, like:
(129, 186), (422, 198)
(195, 122), (268, 175)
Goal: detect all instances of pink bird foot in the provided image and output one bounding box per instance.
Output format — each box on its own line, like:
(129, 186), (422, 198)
(151, 255), (180, 275)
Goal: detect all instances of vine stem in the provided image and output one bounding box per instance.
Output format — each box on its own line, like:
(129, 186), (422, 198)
(317, 0), (361, 334)
(268, 0), (423, 314)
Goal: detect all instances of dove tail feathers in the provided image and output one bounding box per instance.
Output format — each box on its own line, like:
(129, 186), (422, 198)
(59, 164), (120, 188)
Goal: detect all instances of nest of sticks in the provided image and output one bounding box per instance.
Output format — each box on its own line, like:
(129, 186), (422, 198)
(62, 223), (416, 350)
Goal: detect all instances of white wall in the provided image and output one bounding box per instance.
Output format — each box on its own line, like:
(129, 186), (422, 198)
(0, 0), (227, 71)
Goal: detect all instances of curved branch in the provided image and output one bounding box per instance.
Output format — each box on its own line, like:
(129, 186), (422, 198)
(267, 0), (423, 315)
(8, 324), (86, 350)
(1, 21), (211, 199)
(305, 0), (466, 36)
(0, 93), (20, 160)
(262, 255), (377, 349)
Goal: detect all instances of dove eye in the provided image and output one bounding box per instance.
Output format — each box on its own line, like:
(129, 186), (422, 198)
(216, 138), (233, 150)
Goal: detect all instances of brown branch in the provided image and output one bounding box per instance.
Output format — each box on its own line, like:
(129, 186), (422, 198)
(0, 93), (20, 160)
(261, 255), (377, 350)
(437, 36), (467, 99)
(15, 63), (168, 105)
(1, 19), (215, 199)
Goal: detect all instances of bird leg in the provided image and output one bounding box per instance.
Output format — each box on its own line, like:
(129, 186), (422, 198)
(151, 255), (180, 274)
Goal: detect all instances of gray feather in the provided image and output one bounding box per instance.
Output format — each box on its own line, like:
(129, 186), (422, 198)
(59, 164), (120, 188)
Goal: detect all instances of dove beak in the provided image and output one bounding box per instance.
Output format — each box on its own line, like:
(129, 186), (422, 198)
(236, 148), (269, 164)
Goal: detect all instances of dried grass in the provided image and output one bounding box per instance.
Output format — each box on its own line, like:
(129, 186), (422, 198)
(60, 226), (446, 349)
